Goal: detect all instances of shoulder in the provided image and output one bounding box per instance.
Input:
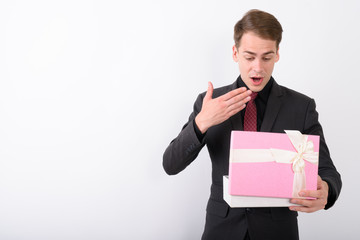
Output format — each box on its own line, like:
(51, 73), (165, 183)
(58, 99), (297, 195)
(277, 83), (314, 104)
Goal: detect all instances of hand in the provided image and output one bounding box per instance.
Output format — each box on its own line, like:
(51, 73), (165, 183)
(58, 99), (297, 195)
(195, 81), (252, 133)
(289, 175), (329, 213)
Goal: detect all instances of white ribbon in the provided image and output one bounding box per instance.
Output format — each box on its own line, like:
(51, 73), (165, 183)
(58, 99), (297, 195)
(230, 130), (318, 198)
(271, 130), (318, 197)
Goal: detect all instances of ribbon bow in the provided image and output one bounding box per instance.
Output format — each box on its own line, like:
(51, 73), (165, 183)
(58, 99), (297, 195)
(270, 130), (318, 197)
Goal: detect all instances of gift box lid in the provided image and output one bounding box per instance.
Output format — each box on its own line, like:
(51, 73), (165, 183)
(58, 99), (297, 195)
(228, 130), (319, 198)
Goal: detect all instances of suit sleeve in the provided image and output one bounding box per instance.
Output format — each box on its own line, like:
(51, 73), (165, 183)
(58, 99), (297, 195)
(304, 99), (342, 209)
(163, 93), (207, 175)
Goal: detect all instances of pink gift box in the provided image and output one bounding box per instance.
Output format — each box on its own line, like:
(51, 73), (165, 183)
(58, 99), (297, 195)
(228, 130), (319, 199)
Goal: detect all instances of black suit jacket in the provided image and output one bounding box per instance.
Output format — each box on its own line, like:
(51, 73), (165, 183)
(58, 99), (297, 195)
(163, 78), (342, 240)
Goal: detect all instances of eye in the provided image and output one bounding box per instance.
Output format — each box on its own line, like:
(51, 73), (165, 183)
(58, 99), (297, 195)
(245, 57), (254, 61)
(263, 57), (271, 61)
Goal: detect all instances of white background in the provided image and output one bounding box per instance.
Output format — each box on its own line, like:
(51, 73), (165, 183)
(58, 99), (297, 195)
(0, 0), (359, 239)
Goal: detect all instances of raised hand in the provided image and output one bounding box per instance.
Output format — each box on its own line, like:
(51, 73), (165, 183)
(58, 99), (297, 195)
(195, 82), (252, 133)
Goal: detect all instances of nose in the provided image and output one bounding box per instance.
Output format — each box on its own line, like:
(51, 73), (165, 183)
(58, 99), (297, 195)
(252, 59), (263, 72)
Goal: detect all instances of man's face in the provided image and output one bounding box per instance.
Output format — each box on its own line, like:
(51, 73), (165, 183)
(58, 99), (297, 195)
(232, 32), (279, 92)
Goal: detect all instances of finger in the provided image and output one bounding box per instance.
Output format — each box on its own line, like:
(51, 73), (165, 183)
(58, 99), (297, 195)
(298, 190), (322, 199)
(289, 205), (316, 213)
(290, 198), (315, 208)
(227, 104), (247, 118)
(221, 87), (249, 101)
(317, 175), (323, 189)
(227, 98), (250, 113)
(289, 198), (325, 213)
(204, 82), (214, 101)
(226, 91), (252, 107)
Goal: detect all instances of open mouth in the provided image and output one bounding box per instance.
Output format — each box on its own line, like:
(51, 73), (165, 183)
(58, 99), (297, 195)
(251, 77), (263, 85)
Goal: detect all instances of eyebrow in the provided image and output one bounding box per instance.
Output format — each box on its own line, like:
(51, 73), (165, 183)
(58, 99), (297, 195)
(243, 51), (275, 56)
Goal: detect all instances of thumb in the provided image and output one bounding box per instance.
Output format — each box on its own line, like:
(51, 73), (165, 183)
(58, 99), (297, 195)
(317, 175), (323, 189)
(204, 81), (214, 101)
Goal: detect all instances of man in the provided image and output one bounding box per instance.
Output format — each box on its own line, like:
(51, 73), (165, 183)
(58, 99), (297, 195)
(163, 9), (341, 240)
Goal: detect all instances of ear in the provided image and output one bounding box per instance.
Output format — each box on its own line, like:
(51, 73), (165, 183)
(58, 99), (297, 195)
(232, 45), (239, 62)
(275, 47), (280, 63)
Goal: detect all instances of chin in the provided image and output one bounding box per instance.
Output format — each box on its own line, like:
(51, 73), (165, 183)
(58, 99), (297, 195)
(249, 85), (265, 92)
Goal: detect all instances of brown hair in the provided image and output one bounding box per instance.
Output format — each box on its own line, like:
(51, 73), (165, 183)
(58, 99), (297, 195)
(234, 9), (283, 50)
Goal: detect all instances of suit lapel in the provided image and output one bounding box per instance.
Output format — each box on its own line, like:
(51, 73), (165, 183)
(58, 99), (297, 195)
(229, 111), (243, 131)
(228, 81), (244, 131)
(260, 80), (283, 132)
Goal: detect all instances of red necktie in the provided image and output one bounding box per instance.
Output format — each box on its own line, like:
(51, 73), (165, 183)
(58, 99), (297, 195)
(244, 92), (258, 131)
